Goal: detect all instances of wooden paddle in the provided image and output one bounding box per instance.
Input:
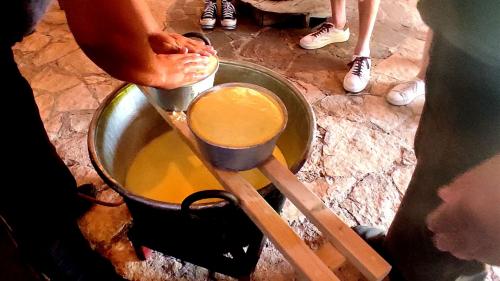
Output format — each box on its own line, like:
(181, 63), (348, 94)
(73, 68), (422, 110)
(146, 99), (391, 281)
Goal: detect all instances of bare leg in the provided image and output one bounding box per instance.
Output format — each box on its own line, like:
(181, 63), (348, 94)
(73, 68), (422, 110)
(354, 0), (380, 56)
(417, 30), (433, 80)
(328, 0), (347, 29)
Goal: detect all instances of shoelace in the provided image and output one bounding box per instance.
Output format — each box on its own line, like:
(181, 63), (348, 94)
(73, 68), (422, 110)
(347, 57), (370, 77)
(311, 23), (334, 37)
(202, 1), (216, 18)
(222, 1), (236, 19)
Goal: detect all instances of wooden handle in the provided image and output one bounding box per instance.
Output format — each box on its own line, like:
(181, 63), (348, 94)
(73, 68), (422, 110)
(149, 106), (339, 281)
(259, 156), (391, 281)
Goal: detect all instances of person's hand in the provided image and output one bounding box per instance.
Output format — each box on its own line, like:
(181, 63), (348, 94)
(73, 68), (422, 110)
(426, 156), (500, 265)
(148, 32), (216, 56)
(154, 53), (211, 89)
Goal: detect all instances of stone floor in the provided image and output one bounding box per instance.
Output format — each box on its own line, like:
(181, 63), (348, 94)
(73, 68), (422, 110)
(12, 0), (499, 280)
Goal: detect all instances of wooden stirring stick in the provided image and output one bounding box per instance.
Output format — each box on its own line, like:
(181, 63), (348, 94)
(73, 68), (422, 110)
(260, 157), (391, 281)
(149, 106), (340, 281)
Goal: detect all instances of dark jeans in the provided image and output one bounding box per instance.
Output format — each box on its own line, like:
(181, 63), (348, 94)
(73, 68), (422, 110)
(0, 44), (122, 281)
(385, 34), (500, 280)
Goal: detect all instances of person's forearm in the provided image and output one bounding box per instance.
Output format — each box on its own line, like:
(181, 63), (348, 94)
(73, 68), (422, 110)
(60, 0), (165, 86)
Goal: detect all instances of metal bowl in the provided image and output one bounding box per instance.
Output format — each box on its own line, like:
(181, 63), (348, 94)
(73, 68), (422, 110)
(187, 83), (288, 171)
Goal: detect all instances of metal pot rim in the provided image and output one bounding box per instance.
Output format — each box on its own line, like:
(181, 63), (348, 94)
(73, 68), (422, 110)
(186, 82), (289, 150)
(88, 60), (316, 211)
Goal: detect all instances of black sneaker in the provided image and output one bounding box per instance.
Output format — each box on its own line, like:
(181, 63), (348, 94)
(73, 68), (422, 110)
(353, 225), (406, 281)
(221, 0), (237, 30)
(200, 0), (217, 29)
(23, 223), (126, 281)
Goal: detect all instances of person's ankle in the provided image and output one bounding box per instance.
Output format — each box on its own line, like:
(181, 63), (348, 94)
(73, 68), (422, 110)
(327, 18), (346, 30)
(353, 50), (370, 57)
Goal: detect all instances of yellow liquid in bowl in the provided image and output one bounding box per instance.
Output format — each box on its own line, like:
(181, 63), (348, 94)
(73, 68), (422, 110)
(189, 86), (285, 147)
(125, 131), (287, 204)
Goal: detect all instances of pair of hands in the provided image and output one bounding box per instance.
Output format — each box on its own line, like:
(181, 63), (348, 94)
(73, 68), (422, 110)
(148, 32), (217, 89)
(427, 155), (500, 265)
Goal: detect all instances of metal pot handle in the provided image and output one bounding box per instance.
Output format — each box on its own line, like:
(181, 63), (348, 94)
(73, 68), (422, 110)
(181, 190), (239, 213)
(77, 186), (124, 207)
(182, 32), (212, 46)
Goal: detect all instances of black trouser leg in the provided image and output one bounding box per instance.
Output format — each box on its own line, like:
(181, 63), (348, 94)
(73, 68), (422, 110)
(0, 45), (124, 281)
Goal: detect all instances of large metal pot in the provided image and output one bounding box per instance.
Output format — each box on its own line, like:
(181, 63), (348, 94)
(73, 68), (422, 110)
(139, 32), (219, 111)
(88, 60), (315, 278)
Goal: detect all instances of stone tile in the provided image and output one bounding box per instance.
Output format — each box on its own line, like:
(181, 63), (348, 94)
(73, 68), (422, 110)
(55, 83), (99, 111)
(369, 73), (400, 97)
(34, 20), (52, 34)
(103, 238), (139, 277)
(373, 53), (421, 81)
(340, 173), (401, 228)
(320, 116), (403, 179)
(239, 29), (297, 71)
(183, 5), (200, 16)
(49, 27), (75, 42)
(44, 111), (64, 138)
(16, 64), (39, 87)
(69, 111), (94, 133)
(293, 70), (344, 96)
(395, 36), (427, 63)
(289, 78), (326, 104)
(146, 0), (173, 25)
(391, 164), (415, 195)
(281, 199), (303, 223)
(361, 95), (414, 133)
(79, 189), (131, 244)
(206, 32), (240, 59)
(31, 67), (81, 92)
(69, 164), (104, 186)
(253, 244), (295, 281)
(14, 33), (51, 53)
(57, 50), (105, 75)
(54, 134), (89, 167)
(378, 0), (422, 30)
(42, 9), (67, 25)
(35, 94), (54, 121)
(33, 41), (79, 66)
(87, 78), (124, 103)
(392, 114), (420, 147)
(166, 18), (200, 34)
(370, 25), (408, 60)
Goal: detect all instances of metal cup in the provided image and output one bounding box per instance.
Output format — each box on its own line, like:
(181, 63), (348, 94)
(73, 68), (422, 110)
(187, 83), (288, 171)
(139, 32), (218, 111)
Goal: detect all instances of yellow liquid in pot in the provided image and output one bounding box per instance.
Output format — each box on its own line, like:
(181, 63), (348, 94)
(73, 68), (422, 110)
(125, 131), (287, 204)
(189, 86), (285, 147)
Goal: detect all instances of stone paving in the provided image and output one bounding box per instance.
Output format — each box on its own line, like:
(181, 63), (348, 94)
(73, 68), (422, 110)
(13, 0), (499, 280)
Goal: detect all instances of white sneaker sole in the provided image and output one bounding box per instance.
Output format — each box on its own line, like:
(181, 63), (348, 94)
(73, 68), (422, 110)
(343, 77), (369, 93)
(343, 84), (368, 93)
(300, 29), (350, 50)
(200, 19), (216, 29)
(221, 19), (237, 30)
